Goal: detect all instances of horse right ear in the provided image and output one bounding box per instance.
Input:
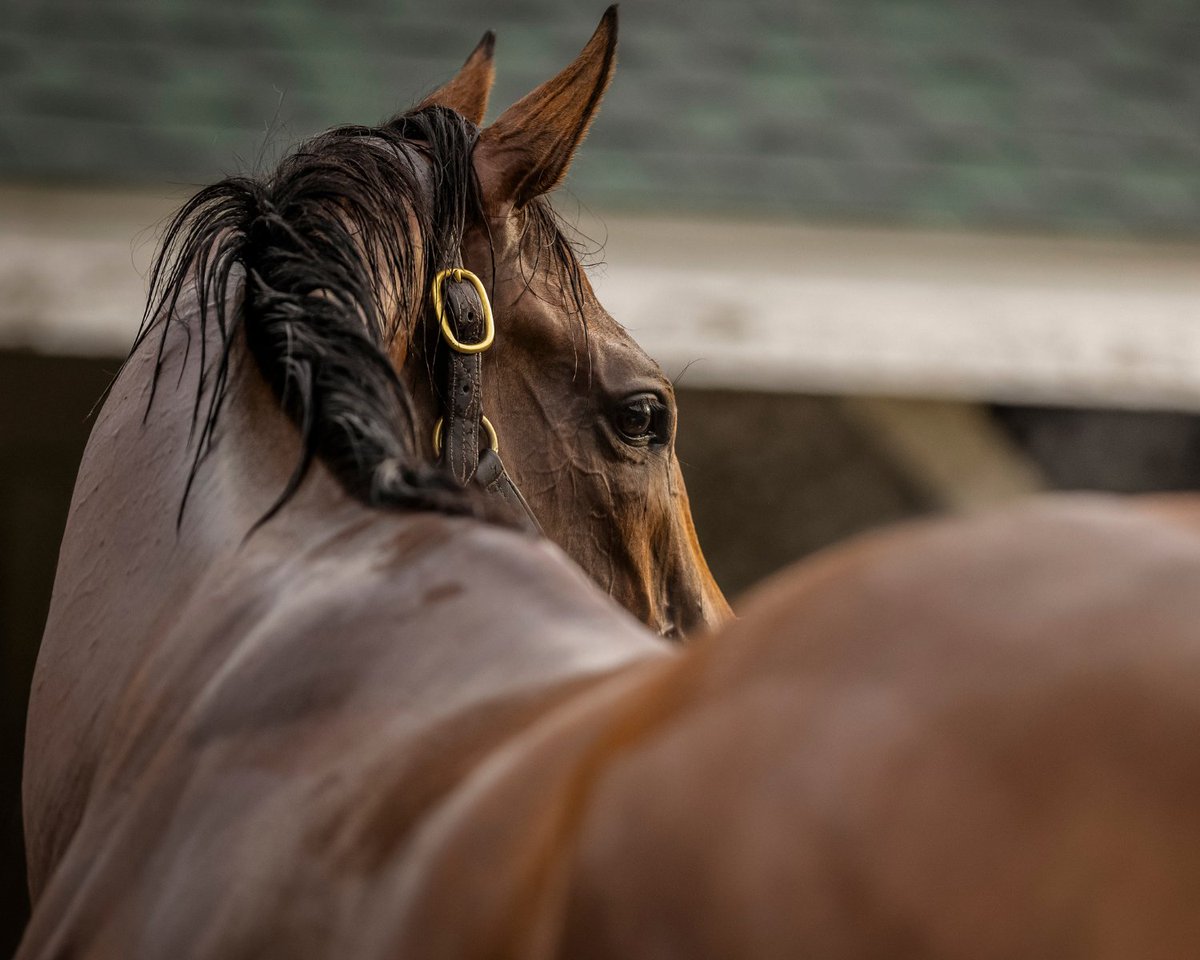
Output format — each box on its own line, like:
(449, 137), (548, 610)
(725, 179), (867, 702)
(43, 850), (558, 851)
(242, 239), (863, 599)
(474, 6), (618, 212)
(417, 31), (496, 126)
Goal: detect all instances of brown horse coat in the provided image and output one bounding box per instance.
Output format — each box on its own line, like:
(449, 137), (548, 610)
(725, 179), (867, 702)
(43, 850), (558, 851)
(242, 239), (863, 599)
(26, 6), (725, 906)
(22, 11), (1200, 959)
(22, 289), (666, 955)
(553, 497), (1200, 959)
(25, 415), (1200, 959)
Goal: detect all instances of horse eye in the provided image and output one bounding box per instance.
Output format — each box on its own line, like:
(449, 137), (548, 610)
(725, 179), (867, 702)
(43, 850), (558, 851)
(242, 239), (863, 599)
(615, 395), (661, 445)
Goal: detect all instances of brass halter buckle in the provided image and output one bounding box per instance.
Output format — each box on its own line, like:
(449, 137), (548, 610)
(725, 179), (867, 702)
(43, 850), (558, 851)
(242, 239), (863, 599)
(431, 267), (494, 354)
(432, 415), (498, 457)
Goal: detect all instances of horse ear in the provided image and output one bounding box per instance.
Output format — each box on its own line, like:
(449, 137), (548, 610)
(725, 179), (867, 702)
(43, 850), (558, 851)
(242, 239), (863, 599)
(475, 6), (617, 211)
(417, 31), (496, 125)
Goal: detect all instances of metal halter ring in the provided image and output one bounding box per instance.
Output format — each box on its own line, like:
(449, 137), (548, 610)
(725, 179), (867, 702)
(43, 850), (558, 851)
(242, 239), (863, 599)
(432, 267), (494, 354)
(432, 415), (499, 457)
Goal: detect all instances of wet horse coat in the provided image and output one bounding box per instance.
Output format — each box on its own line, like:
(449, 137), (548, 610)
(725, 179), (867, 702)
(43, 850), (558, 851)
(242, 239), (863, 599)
(22, 301), (668, 956)
(22, 10), (1200, 959)
(25, 7), (724, 907)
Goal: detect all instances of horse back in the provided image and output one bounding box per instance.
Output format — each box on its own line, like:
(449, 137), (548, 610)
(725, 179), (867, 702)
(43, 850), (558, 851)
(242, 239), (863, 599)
(548, 494), (1200, 959)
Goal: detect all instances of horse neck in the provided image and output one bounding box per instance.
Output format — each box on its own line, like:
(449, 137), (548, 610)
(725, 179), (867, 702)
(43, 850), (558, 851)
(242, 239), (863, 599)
(25, 288), (662, 898)
(39, 289), (340, 680)
(23, 292), (312, 881)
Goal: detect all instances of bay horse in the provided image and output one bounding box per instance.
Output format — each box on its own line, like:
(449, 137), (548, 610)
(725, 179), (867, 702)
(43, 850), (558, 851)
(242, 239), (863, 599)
(23, 6), (726, 911)
(23, 9), (1200, 959)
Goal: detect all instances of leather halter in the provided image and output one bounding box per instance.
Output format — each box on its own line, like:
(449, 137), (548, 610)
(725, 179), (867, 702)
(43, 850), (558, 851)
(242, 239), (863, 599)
(430, 267), (542, 532)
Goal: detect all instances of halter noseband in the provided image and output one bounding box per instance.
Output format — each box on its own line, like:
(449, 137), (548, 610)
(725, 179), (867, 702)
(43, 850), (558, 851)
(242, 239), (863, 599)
(430, 267), (541, 532)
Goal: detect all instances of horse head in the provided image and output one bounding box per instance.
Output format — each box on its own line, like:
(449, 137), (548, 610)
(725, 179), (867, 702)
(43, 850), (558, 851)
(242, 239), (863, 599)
(415, 10), (731, 637)
(152, 7), (730, 639)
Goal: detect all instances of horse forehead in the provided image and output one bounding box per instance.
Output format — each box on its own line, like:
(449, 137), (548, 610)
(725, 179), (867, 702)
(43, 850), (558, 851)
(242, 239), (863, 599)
(590, 313), (665, 383)
(523, 304), (663, 390)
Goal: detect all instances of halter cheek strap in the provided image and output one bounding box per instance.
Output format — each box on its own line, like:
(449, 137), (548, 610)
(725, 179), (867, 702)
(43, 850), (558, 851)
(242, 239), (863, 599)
(431, 268), (542, 533)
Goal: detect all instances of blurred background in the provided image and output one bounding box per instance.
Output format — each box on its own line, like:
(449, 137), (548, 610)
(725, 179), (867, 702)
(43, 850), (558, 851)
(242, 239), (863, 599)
(2, 0), (1199, 949)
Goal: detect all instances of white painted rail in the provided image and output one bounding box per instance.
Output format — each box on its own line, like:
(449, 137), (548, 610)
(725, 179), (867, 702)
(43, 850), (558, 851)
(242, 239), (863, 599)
(3, 184), (1199, 411)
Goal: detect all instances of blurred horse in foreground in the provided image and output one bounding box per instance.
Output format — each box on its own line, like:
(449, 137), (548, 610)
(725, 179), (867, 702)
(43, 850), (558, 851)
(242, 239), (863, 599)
(21, 10), (1200, 959)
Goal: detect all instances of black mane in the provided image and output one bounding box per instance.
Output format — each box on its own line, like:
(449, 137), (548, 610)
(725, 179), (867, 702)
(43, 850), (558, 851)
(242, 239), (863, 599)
(141, 105), (496, 526)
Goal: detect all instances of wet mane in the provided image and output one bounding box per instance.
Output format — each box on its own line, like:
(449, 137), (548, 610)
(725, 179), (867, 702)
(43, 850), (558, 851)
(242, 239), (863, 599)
(140, 104), (582, 527)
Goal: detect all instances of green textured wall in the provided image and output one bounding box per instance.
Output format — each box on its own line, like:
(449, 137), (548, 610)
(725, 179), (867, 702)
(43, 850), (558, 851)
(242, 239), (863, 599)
(4, 0), (1199, 234)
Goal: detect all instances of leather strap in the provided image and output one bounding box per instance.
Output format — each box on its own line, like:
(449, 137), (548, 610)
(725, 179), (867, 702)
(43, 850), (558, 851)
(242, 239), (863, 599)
(439, 282), (485, 486)
(476, 449), (542, 533)
(434, 273), (542, 533)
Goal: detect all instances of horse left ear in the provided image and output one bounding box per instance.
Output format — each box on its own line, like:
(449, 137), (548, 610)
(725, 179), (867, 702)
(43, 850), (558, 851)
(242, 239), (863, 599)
(417, 31), (496, 126)
(475, 6), (618, 211)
